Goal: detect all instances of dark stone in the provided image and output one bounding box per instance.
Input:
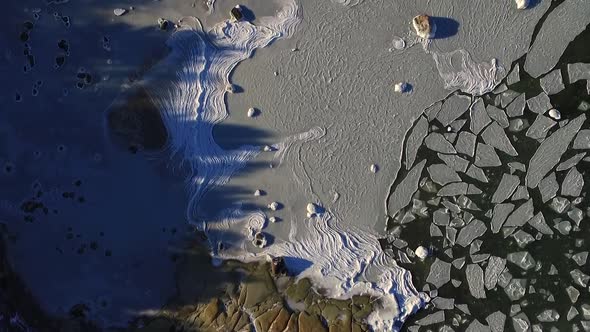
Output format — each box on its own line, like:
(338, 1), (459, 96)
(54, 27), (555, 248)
(271, 256), (287, 276)
(230, 6), (243, 21)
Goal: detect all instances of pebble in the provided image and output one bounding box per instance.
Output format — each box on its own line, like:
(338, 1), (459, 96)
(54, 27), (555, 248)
(268, 201), (280, 211)
(548, 108), (561, 120)
(394, 82), (410, 93)
(247, 107), (257, 117)
(415, 246), (429, 259)
(412, 14), (436, 39)
(252, 232), (267, 248)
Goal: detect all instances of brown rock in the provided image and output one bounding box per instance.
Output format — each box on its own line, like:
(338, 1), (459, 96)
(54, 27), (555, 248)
(200, 298), (220, 327)
(285, 313), (299, 332)
(271, 256), (288, 276)
(254, 305), (282, 331)
(269, 308), (291, 332)
(412, 14), (436, 39)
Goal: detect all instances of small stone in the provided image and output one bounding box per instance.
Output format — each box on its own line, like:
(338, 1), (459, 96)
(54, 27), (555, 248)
(537, 309), (559, 323)
(263, 145), (274, 152)
(247, 107), (257, 117)
(268, 202), (280, 211)
(412, 14), (436, 39)
(157, 18), (169, 30)
(268, 216), (278, 223)
(271, 256), (287, 276)
(548, 108), (561, 120)
(394, 82), (411, 93)
(253, 232), (267, 248)
(254, 189), (265, 196)
(415, 246), (429, 259)
(306, 203), (322, 217)
(370, 164), (379, 173)
(230, 5), (243, 21)
(426, 258), (452, 288)
(566, 285), (580, 303)
(113, 8), (127, 16)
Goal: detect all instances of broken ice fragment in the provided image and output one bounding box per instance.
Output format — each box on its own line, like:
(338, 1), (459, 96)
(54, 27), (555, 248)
(539, 69), (565, 95)
(268, 201), (281, 211)
(525, 114), (556, 140)
(485, 256), (507, 290)
(428, 164), (462, 186)
(437, 182), (468, 197)
(557, 152), (586, 171)
(426, 258), (451, 288)
(455, 132), (477, 157)
(467, 184), (482, 195)
(486, 105), (509, 128)
(526, 114), (586, 188)
(573, 129), (590, 149)
(504, 278), (527, 301)
(492, 174), (520, 204)
(437, 94), (472, 127)
(456, 219), (487, 247)
(567, 63), (590, 84)
(416, 311), (445, 326)
(388, 160), (426, 218)
(452, 257), (465, 270)
(527, 212), (553, 235)
(474, 143), (501, 168)
(515, 0), (529, 10)
(491, 203), (515, 234)
(432, 297), (454, 310)
(504, 199), (533, 227)
(481, 122), (518, 156)
(506, 94), (525, 117)
(466, 264), (486, 299)
(486, 311), (506, 332)
(507, 251), (535, 271)
(536, 310), (559, 323)
(466, 164), (489, 183)
(470, 98), (492, 135)
(526, 92), (552, 114)
(412, 14), (436, 39)
(437, 153), (469, 172)
(446, 227), (457, 246)
(253, 232), (267, 248)
(511, 186), (529, 201)
(405, 116), (428, 170)
(555, 220), (571, 235)
(425, 101), (443, 122)
(394, 82), (411, 93)
(425, 132), (457, 154)
(561, 167), (584, 197)
(570, 269), (590, 287)
(538, 172), (558, 203)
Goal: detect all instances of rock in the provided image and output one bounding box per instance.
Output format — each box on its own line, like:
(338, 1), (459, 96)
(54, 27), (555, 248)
(394, 82), (411, 93)
(438, 182), (468, 197)
(306, 203), (323, 218)
(263, 145), (274, 152)
(466, 319), (490, 332)
(298, 312), (326, 332)
(388, 160), (426, 218)
(506, 94), (525, 117)
(369, 164), (379, 173)
(426, 258), (452, 288)
(113, 8), (127, 16)
(455, 132), (477, 157)
(515, 0), (529, 9)
(556, 152), (586, 171)
(548, 108), (561, 120)
(253, 232), (267, 248)
(438, 153), (470, 172)
(271, 257), (287, 276)
(247, 107), (257, 117)
(540, 69), (565, 95)
(432, 297), (454, 310)
(157, 18), (169, 30)
(485, 256), (507, 290)
(452, 257), (465, 270)
(268, 216), (278, 223)
(512, 230), (534, 247)
(415, 246), (429, 260)
(555, 220), (572, 235)
(526, 114), (586, 188)
(412, 14), (436, 39)
(511, 186), (529, 201)
(466, 264), (486, 299)
(550, 196), (570, 214)
(581, 304), (590, 319)
(268, 202), (281, 211)
(230, 5), (243, 21)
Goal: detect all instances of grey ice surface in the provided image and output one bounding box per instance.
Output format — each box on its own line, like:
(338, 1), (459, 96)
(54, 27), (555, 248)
(485, 256), (507, 290)
(539, 69), (565, 95)
(486, 311), (506, 332)
(526, 114), (586, 188)
(466, 164), (489, 183)
(491, 203), (515, 234)
(506, 94), (525, 118)
(524, 0), (590, 78)
(486, 105), (509, 128)
(426, 258), (452, 288)
(466, 319), (490, 332)
(456, 219), (487, 247)
(507, 251), (536, 271)
(556, 152), (586, 171)
(388, 160), (426, 218)
(425, 132), (457, 154)
(438, 154), (470, 173)
(405, 116), (429, 170)
(538, 172), (559, 203)
(527, 212), (553, 235)
(437, 94), (472, 127)
(481, 122), (518, 156)
(428, 164), (462, 186)
(470, 98), (492, 135)
(526, 92), (552, 114)
(504, 199), (534, 228)
(492, 174), (520, 204)
(474, 143), (501, 168)
(573, 129), (590, 149)
(466, 264), (486, 299)
(525, 114), (556, 140)
(561, 167), (584, 197)
(567, 63), (590, 84)
(456, 132), (477, 158)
